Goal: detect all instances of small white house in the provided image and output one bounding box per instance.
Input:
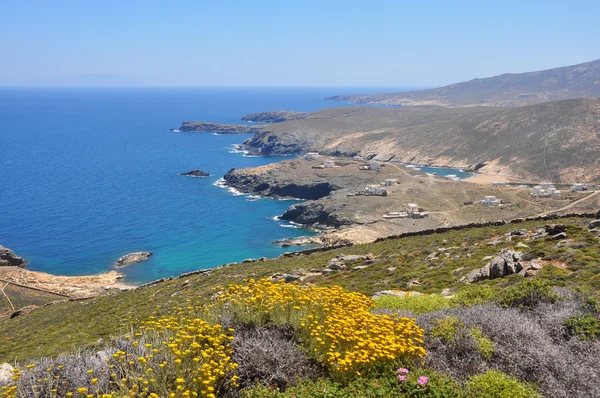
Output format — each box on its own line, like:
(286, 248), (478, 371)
(369, 160), (381, 170)
(532, 185), (560, 198)
(492, 181), (506, 187)
(383, 179), (397, 186)
(406, 203), (428, 218)
(548, 187), (561, 197)
(479, 196), (502, 206)
(304, 152), (321, 160)
(323, 160), (336, 168)
(365, 184), (387, 196)
(570, 183), (586, 192)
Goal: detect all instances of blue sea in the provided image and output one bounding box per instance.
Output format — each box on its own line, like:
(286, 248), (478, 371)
(0, 87), (467, 284)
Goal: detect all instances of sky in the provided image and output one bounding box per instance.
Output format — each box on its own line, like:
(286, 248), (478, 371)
(1, 0), (599, 87)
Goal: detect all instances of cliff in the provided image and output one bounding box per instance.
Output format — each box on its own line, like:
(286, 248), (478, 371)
(0, 246), (26, 267)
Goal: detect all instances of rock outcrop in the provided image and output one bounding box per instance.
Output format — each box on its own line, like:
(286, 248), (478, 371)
(113, 252), (153, 268)
(0, 363), (14, 385)
(466, 248), (524, 283)
(175, 122), (260, 135)
(0, 246), (26, 267)
(180, 169), (210, 177)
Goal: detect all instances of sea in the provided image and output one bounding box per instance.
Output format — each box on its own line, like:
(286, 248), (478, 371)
(0, 87), (470, 284)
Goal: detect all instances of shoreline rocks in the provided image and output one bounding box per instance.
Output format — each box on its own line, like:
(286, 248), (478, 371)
(0, 246), (26, 267)
(113, 252), (153, 268)
(241, 110), (307, 123)
(180, 169), (211, 177)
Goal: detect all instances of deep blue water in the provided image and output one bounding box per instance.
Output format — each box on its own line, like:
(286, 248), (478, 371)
(1, 87), (422, 284)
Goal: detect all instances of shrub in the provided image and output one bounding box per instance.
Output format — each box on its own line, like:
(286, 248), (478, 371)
(497, 279), (559, 309)
(430, 316), (463, 343)
(230, 326), (322, 391)
(469, 326), (494, 360)
(465, 370), (542, 398)
(374, 293), (455, 314)
(211, 279), (426, 379)
(453, 285), (499, 307)
(564, 313), (600, 340)
(243, 368), (465, 398)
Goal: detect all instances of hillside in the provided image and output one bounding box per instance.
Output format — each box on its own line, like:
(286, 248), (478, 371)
(2, 214), (600, 397)
(242, 98), (600, 183)
(326, 59), (600, 107)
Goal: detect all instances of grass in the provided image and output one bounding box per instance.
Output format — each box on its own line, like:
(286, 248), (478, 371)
(1, 215), (600, 363)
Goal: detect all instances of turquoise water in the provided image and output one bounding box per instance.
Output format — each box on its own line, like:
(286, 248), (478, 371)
(0, 87), (465, 284)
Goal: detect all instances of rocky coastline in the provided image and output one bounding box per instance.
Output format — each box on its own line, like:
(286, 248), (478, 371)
(0, 246), (26, 267)
(174, 122), (260, 135)
(241, 110), (306, 123)
(113, 252), (153, 268)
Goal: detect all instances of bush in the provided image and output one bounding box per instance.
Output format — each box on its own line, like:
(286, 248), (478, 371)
(211, 279), (426, 379)
(497, 279), (559, 309)
(564, 313), (600, 340)
(430, 316), (464, 342)
(453, 285), (499, 307)
(469, 326), (494, 360)
(374, 293), (455, 314)
(465, 370), (541, 398)
(243, 368), (465, 398)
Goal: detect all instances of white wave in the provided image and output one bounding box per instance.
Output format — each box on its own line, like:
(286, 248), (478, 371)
(171, 129), (180, 132)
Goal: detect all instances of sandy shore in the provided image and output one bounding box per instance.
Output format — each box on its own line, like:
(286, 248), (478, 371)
(0, 267), (134, 298)
(465, 174), (512, 185)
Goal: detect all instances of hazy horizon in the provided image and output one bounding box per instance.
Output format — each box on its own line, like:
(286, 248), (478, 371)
(2, 1), (599, 87)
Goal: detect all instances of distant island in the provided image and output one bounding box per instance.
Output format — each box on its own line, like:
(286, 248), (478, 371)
(180, 169), (211, 177)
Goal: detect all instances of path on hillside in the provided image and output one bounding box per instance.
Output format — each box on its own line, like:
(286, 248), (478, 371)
(536, 190), (600, 217)
(0, 282), (15, 312)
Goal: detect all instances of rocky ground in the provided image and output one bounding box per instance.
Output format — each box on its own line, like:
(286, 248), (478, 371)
(223, 157), (593, 246)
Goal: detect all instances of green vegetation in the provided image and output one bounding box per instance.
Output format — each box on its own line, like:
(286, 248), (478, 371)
(497, 279), (560, 309)
(3, 215), (600, 397)
(374, 294), (454, 314)
(465, 370), (542, 398)
(564, 312), (600, 340)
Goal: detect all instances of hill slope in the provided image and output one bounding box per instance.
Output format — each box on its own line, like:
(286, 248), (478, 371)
(243, 97), (600, 183)
(327, 59), (600, 107)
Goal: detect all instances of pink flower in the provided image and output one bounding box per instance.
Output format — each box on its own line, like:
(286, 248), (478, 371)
(417, 376), (429, 385)
(397, 367), (409, 374)
(397, 375), (406, 381)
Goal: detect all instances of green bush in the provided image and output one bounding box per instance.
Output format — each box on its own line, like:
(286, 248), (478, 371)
(244, 369), (466, 398)
(465, 370), (542, 398)
(564, 312), (600, 340)
(374, 294), (455, 314)
(454, 285), (499, 307)
(430, 316), (464, 342)
(469, 326), (494, 360)
(497, 279), (559, 310)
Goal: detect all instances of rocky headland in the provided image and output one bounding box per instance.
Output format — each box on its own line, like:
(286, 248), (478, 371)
(113, 252), (153, 268)
(175, 122), (260, 134)
(0, 246), (26, 267)
(180, 169), (210, 177)
(221, 157), (595, 246)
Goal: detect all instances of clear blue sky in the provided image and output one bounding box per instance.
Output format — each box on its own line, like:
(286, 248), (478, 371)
(2, 0), (599, 87)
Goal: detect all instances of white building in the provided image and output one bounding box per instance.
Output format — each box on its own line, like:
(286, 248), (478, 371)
(365, 184), (387, 196)
(369, 160), (381, 170)
(383, 179), (397, 186)
(570, 183), (586, 192)
(479, 196), (502, 206)
(492, 181), (506, 187)
(407, 203), (428, 218)
(323, 160), (336, 168)
(304, 152), (321, 160)
(532, 185), (560, 198)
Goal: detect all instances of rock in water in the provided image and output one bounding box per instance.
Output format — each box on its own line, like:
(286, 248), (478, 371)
(113, 252), (153, 268)
(0, 246), (26, 267)
(180, 169), (211, 177)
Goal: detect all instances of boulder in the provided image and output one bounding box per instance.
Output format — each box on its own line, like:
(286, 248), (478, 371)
(551, 232), (567, 240)
(510, 229), (527, 236)
(113, 252), (153, 268)
(545, 224), (567, 235)
(515, 242), (530, 249)
(284, 274), (302, 283)
(0, 246), (26, 267)
(589, 220), (600, 229)
(467, 248), (523, 283)
(0, 363), (14, 385)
